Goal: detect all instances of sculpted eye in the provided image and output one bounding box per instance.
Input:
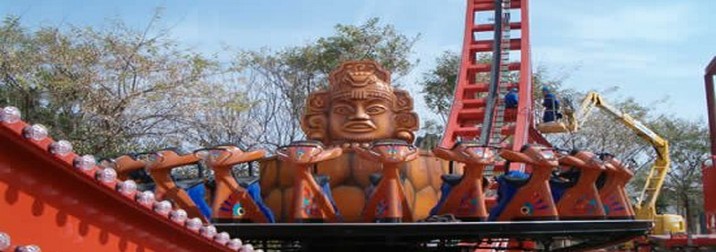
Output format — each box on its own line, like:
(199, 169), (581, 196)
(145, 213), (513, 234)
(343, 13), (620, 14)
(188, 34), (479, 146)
(365, 104), (387, 115)
(333, 105), (353, 115)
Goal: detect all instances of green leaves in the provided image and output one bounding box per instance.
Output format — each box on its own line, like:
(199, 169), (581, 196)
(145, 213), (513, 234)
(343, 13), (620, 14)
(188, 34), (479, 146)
(232, 18), (419, 149)
(0, 14), (250, 157)
(419, 51), (460, 123)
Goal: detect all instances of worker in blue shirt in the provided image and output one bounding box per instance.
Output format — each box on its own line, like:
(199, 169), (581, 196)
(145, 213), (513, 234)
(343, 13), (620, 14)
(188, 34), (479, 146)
(505, 88), (518, 108)
(542, 87), (562, 122)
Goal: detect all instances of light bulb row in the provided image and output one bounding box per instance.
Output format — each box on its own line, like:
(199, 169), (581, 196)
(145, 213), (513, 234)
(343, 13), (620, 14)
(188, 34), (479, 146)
(1, 106), (259, 252)
(0, 231), (41, 252)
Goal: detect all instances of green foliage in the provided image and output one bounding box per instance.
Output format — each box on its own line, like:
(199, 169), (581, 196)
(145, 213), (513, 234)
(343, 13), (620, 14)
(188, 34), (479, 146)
(234, 18), (419, 148)
(419, 51), (565, 123)
(419, 51), (460, 123)
(314, 18), (419, 80)
(651, 117), (709, 232)
(0, 15), (247, 157)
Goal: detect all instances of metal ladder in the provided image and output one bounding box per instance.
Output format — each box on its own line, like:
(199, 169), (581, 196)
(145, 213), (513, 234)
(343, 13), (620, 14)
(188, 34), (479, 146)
(483, 0), (510, 177)
(488, 0), (512, 146)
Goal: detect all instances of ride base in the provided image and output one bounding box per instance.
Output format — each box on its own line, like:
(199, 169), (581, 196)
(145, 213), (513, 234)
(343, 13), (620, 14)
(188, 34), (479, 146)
(217, 220), (652, 251)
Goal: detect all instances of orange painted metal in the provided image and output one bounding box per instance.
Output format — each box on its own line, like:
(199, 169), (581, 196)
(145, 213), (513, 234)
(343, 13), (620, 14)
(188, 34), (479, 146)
(355, 140), (419, 222)
(276, 141), (342, 223)
(113, 155), (146, 181)
(598, 156), (635, 219)
(0, 119), (232, 252)
(145, 149), (208, 222)
(431, 143), (496, 221)
(494, 145), (558, 221)
(202, 146), (270, 223)
(554, 151), (606, 219)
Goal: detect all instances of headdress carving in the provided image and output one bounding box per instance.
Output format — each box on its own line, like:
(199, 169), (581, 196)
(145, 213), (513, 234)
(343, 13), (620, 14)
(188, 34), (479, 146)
(301, 60), (419, 147)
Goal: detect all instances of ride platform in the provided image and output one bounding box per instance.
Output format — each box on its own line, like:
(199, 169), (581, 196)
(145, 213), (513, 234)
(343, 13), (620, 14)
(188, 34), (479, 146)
(649, 234), (716, 250)
(216, 220), (652, 251)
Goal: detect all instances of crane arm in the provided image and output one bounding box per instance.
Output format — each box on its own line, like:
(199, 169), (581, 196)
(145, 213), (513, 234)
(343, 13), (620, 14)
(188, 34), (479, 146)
(568, 91), (669, 218)
(573, 92), (668, 155)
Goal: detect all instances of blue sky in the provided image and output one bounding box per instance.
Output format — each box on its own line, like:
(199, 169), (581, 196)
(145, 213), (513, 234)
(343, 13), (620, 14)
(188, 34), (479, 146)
(2, 0), (714, 122)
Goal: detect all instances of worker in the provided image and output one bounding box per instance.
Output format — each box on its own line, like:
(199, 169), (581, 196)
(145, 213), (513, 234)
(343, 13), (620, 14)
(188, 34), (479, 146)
(542, 87), (562, 122)
(505, 88), (518, 108)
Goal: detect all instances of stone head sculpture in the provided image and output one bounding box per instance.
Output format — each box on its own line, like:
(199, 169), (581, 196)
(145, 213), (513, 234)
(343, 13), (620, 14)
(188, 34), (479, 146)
(301, 60), (419, 148)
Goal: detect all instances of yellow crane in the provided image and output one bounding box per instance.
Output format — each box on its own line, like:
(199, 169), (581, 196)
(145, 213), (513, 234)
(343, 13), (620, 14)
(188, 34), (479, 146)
(538, 91), (685, 235)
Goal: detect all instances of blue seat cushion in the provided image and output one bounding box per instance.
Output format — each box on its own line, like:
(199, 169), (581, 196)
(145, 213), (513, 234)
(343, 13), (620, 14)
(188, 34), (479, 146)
(489, 171), (529, 221)
(186, 183), (213, 219)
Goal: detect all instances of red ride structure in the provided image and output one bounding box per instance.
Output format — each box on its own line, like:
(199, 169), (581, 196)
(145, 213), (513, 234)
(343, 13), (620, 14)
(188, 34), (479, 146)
(704, 56), (716, 235)
(645, 57), (716, 250)
(441, 0), (550, 174)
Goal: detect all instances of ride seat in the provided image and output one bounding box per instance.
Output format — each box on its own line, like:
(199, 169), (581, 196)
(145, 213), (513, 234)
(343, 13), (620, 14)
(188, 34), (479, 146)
(488, 171), (530, 221)
(503, 173), (531, 187)
(185, 182), (213, 219)
(440, 174), (463, 186)
(313, 174), (340, 218)
(595, 172), (607, 190)
(549, 168), (580, 203)
(368, 172), (409, 187)
(314, 174), (330, 187)
(369, 173), (382, 186)
(236, 177), (260, 188)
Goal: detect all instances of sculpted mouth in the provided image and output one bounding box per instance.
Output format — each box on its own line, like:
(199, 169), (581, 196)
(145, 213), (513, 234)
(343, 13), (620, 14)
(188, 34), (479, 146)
(343, 121), (377, 133)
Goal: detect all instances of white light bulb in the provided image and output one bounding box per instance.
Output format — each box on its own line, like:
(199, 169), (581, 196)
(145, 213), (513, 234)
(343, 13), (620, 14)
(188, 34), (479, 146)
(0, 106), (21, 124)
(96, 168), (117, 183)
(49, 140), (73, 156)
(185, 217), (203, 232)
(116, 180), (138, 196)
(239, 244), (254, 252)
(227, 238), (243, 250)
(200, 225), (217, 239)
(135, 191), (155, 205)
(15, 245), (41, 252)
(0, 232), (10, 250)
(153, 200), (172, 215)
(74, 155), (97, 171)
(23, 124), (48, 141)
(170, 209), (188, 223)
(214, 232), (230, 245)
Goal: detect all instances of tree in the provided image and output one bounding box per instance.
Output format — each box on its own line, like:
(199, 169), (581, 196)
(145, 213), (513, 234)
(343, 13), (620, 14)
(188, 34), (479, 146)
(651, 117), (709, 233)
(227, 18), (420, 150)
(420, 51), (460, 123)
(0, 15), (247, 157)
(547, 93), (654, 164)
(419, 51), (563, 124)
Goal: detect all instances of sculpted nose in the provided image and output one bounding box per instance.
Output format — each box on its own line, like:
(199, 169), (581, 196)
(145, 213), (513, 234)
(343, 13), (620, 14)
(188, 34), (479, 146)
(349, 106), (370, 120)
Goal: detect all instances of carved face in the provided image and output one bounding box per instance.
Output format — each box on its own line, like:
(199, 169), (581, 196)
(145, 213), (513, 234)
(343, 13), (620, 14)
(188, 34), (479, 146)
(301, 60), (419, 146)
(328, 97), (394, 142)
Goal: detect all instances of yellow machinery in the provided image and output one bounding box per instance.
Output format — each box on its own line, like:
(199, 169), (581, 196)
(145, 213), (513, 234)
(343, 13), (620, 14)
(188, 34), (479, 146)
(538, 91), (685, 235)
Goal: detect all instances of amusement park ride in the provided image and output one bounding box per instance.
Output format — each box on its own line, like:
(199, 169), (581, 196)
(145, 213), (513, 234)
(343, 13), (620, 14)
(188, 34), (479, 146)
(0, 0), (715, 251)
